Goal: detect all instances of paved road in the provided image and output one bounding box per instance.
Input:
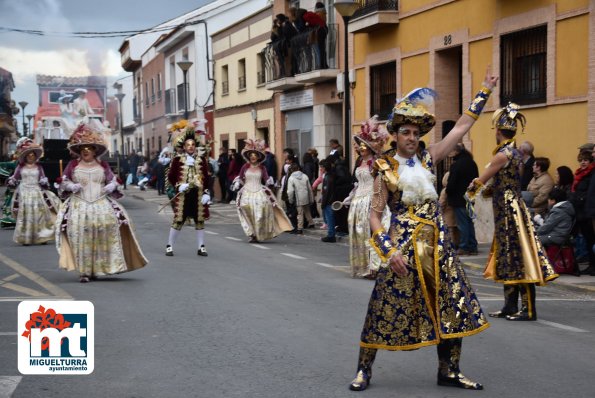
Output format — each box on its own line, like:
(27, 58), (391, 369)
(0, 195), (594, 397)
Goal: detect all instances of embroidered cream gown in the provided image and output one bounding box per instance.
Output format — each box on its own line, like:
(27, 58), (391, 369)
(12, 167), (60, 245)
(348, 165), (389, 277)
(237, 166), (291, 241)
(56, 166), (147, 276)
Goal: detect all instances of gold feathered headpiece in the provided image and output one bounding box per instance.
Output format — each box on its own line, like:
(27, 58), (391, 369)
(492, 102), (526, 133)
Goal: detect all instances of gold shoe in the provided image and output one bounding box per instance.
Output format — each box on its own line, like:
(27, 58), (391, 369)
(349, 369), (371, 391)
(437, 372), (483, 390)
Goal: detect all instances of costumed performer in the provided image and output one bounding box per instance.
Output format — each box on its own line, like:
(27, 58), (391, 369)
(349, 67), (498, 392)
(56, 123), (148, 283)
(233, 139), (292, 243)
(466, 103), (557, 321)
(7, 138), (60, 245)
(345, 116), (390, 278)
(165, 119), (211, 257)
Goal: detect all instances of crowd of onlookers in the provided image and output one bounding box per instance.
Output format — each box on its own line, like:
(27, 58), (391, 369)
(441, 141), (595, 276)
(270, 2), (329, 78)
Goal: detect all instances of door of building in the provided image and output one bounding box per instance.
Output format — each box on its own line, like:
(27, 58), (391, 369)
(285, 108), (313, 161)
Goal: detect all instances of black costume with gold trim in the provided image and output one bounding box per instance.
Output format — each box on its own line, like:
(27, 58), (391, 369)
(167, 153), (210, 229)
(360, 149), (489, 351)
(482, 141), (557, 320)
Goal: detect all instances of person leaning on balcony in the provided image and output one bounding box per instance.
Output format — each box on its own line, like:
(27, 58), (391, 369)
(274, 14), (298, 77)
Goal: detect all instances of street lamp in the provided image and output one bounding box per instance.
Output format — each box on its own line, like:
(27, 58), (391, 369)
(177, 60), (193, 120)
(18, 101), (28, 137)
(334, 0), (359, 167)
(26, 115), (33, 139)
(113, 82), (126, 155)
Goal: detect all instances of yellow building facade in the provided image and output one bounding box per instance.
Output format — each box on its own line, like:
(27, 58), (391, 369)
(212, 6), (276, 157)
(350, 0), (594, 172)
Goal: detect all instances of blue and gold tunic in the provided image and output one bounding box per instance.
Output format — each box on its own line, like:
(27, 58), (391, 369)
(486, 141), (558, 284)
(360, 149), (489, 351)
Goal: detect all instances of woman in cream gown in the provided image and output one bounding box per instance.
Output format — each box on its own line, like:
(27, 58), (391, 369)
(56, 124), (147, 283)
(347, 118), (390, 278)
(8, 138), (60, 245)
(234, 139), (292, 243)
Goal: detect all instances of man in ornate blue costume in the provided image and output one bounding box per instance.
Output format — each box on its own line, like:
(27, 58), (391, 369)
(466, 104), (557, 322)
(349, 67), (497, 392)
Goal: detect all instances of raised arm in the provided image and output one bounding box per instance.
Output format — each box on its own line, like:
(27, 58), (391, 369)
(429, 66), (498, 163)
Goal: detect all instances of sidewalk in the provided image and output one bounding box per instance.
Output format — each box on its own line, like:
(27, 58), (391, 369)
(127, 186), (595, 294)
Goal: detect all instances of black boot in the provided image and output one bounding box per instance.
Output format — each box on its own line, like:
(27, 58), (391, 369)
(437, 338), (483, 390)
(489, 284), (519, 318)
(507, 283), (536, 321)
(349, 347), (377, 391)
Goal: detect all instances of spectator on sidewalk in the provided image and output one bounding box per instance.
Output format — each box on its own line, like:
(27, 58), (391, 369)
(227, 149), (242, 203)
(554, 165), (574, 198)
(446, 144), (478, 255)
(328, 138), (343, 160)
(439, 171), (458, 247)
(263, 148), (278, 187)
(217, 147), (229, 202)
(526, 157), (555, 216)
(519, 141), (535, 191)
(286, 163), (314, 234)
(570, 148), (595, 275)
(319, 158), (336, 242)
(535, 188), (575, 247)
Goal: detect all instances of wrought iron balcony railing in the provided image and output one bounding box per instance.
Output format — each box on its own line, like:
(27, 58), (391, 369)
(352, 0), (398, 19)
(264, 24), (338, 82)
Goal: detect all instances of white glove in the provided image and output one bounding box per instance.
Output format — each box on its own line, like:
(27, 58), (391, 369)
(39, 177), (48, 186)
(185, 156), (195, 166)
(178, 183), (190, 193)
(266, 176), (274, 186)
(102, 181), (117, 194)
(231, 177), (241, 192)
(533, 214), (544, 226)
(69, 183), (82, 193)
(201, 193), (211, 205)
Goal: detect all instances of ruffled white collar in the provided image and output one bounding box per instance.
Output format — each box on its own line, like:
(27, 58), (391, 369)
(394, 153), (438, 205)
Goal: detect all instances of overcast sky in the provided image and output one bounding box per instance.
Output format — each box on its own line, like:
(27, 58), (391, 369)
(0, 0), (215, 115)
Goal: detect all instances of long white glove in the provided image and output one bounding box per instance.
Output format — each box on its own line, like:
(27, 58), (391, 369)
(39, 177), (48, 186)
(102, 181), (117, 194)
(185, 156), (195, 166)
(266, 176), (274, 186)
(231, 177), (241, 192)
(201, 193), (211, 205)
(178, 183), (190, 193)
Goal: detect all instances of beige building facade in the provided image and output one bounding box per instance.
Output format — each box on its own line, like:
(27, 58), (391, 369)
(212, 7), (276, 156)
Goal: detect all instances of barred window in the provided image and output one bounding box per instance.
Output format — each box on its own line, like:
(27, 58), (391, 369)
(500, 25), (547, 106)
(370, 61), (396, 120)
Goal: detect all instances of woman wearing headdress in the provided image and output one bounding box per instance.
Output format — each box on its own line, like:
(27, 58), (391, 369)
(233, 139), (292, 243)
(165, 119), (211, 257)
(56, 124), (147, 283)
(466, 103), (557, 321)
(344, 116), (390, 278)
(7, 138), (61, 245)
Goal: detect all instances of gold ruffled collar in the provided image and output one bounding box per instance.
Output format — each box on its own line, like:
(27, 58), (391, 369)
(492, 139), (516, 155)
